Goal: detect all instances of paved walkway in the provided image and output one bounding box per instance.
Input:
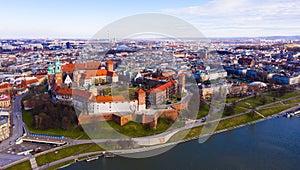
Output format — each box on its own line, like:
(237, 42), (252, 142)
(29, 156), (38, 170)
(254, 110), (265, 118)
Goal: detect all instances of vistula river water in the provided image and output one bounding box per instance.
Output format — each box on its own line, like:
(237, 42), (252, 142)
(63, 117), (300, 170)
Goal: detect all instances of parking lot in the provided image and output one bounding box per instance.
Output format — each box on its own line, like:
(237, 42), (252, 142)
(1, 141), (56, 156)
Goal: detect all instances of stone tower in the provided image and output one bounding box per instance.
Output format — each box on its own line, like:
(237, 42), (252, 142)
(106, 60), (114, 72)
(135, 89), (146, 111)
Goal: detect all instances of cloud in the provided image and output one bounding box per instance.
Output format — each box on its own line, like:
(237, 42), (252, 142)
(161, 0), (300, 37)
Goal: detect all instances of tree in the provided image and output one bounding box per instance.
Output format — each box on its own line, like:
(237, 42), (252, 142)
(248, 111), (255, 117)
(199, 99), (206, 110)
(260, 96), (267, 105)
(224, 105), (235, 116)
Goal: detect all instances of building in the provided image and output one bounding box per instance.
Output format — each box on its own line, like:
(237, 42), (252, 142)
(238, 58), (255, 67)
(88, 95), (138, 114)
(47, 56), (63, 88)
(112, 113), (133, 126)
(0, 94), (10, 108)
(227, 83), (248, 97)
(271, 74), (300, 85)
(146, 80), (177, 106)
(0, 116), (9, 141)
(136, 89), (146, 111)
(54, 87), (73, 101)
(248, 81), (267, 91)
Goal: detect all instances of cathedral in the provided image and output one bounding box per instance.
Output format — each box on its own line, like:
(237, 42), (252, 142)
(47, 56), (63, 89)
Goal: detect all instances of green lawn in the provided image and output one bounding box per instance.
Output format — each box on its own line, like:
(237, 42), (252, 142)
(169, 126), (203, 143)
(235, 90), (299, 109)
(6, 161), (31, 170)
(197, 104), (210, 119)
(22, 110), (89, 139)
(266, 90), (300, 100)
(217, 114), (261, 131)
(234, 107), (247, 114)
(83, 118), (179, 139)
(170, 113), (261, 142)
(36, 143), (103, 166)
(44, 160), (74, 170)
(226, 97), (240, 103)
(258, 104), (297, 117)
(283, 97), (300, 104)
(236, 96), (273, 109)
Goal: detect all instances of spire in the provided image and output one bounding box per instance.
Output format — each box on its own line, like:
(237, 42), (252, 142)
(55, 56), (62, 73)
(48, 63), (55, 75)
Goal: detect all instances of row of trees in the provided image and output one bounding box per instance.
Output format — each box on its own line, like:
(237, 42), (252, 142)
(31, 101), (78, 130)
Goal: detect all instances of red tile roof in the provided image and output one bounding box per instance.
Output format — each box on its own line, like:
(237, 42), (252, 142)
(84, 69), (108, 79)
(62, 64), (75, 73)
(95, 95), (127, 103)
(0, 82), (12, 89)
(26, 79), (39, 85)
(74, 62), (101, 70)
(106, 60), (114, 64)
(147, 80), (176, 93)
(56, 88), (72, 95)
(72, 89), (92, 99)
(84, 70), (117, 79)
(96, 69), (108, 76)
(136, 89), (145, 94)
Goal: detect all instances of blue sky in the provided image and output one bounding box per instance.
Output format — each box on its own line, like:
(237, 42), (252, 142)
(0, 0), (299, 38)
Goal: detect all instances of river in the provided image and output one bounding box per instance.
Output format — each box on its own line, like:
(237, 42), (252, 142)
(63, 117), (300, 170)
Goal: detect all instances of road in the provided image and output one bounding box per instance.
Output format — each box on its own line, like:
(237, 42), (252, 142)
(0, 93), (28, 152)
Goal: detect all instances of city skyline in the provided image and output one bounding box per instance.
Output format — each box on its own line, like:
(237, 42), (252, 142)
(0, 0), (299, 39)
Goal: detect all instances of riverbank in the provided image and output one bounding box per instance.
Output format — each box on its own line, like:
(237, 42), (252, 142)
(6, 91), (300, 169)
(41, 104), (299, 170)
(64, 117), (300, 170)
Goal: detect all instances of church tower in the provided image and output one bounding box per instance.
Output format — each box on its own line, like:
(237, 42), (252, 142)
(47, 63), (55, 89)
(135, 89), (146, 111)
(55, 56), (63, 86)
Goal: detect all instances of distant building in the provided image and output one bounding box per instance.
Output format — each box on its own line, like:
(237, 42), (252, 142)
(238, 58), (255, 67)
(271, 75), (300, 85)
(248, 81), (267, 91)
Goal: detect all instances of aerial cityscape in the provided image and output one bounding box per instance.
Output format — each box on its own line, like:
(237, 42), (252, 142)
(1, 0), (300, 170)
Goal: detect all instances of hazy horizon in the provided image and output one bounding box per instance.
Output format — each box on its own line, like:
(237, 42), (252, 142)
(0, 0), (299, 39)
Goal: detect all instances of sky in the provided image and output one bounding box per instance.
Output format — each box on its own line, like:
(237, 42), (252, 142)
(0, 0), (299, 38)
